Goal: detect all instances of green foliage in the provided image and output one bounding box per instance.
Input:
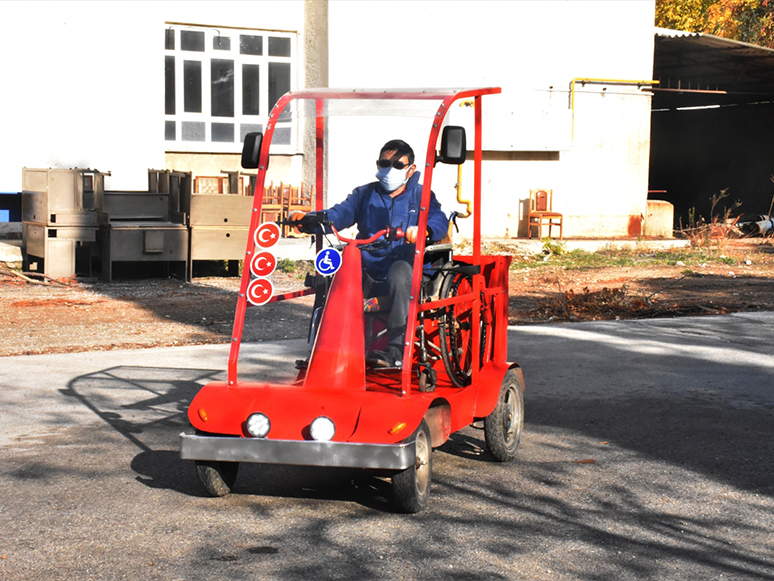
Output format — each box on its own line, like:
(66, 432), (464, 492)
(556, 249), (637, 270)
(510, 245), (744, 271)
(541, 238), (566, 257)
(276, 258), (296, 273)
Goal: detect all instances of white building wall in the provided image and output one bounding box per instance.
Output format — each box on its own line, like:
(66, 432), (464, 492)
(1, 0), (656, 239)
(0, 1), (305, 192)
(325, 0), (657, 239)
(1, 2), (161, 191)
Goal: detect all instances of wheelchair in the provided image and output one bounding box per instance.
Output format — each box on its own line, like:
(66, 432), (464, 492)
(300, 235), (493, 392)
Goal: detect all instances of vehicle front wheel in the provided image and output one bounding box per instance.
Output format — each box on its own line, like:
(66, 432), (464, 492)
(484, 368), (524, 462)
(392, 419), (432, 513)
(195, 460), (239, 497)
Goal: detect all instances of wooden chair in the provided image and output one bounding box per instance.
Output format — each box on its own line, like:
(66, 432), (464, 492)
(195, 176), (228, 194)
(288, 183), (313, 213)
(278, 183), (292, 236)
(528, 189), (563, 239)
(258, 182), (314, 237)
(260, 181), (285, 226)
(284, 183), (315, 238)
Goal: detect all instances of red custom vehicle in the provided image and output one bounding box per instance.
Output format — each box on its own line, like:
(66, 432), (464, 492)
(180, 88), (524, 512)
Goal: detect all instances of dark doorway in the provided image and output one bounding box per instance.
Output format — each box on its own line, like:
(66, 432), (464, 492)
(649, 102), (774, 226)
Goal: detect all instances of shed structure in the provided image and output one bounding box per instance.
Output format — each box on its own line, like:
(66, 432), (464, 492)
(650, 28), (774, 224)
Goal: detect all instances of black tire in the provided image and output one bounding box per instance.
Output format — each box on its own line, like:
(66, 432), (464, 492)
(439, 271), (475, 387)
(195, 460), (239, 497)
(392, 419), (433, 513)
(484, 368), (524, 462)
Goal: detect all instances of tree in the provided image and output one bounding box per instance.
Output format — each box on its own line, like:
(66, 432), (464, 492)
(655, 0), (774, 48)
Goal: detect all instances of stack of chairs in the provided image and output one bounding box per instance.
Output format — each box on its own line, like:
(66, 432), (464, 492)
(260, 182), (313, 236)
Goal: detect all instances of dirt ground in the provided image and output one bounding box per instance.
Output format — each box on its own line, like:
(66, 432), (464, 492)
(1, 240), (774, 357)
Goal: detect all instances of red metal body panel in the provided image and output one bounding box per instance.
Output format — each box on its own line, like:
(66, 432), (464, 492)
(187, 365), (510, 445)
(304, 240), (366, 391)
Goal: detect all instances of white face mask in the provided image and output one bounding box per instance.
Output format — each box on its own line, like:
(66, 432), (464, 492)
(376, 166), (409, 192)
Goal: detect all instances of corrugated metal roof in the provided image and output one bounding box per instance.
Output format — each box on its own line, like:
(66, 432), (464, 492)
(653, 27), (774, 109)
(655, 27), (701, 38)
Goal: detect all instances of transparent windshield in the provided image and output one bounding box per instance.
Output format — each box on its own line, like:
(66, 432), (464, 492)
(262, 94), (459, 220)
(235, 92), (472, 381)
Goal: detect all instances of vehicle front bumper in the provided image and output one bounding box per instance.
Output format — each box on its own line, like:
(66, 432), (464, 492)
(179, 433), (416, 471)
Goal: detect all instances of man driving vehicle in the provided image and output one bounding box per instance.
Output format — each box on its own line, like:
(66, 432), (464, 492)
(291, 139), (449, 368)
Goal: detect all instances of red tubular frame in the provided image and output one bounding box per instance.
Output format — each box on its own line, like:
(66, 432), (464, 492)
(315, 98), (325, 254)
(399, 89), (498, 396)
(227, 87), (502, 388)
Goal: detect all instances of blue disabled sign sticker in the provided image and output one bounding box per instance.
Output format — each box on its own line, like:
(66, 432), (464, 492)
(315, 248), (342, 276)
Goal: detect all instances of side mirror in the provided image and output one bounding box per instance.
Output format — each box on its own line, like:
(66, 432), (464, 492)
(437, 126), (467, 165)
(241, 132), (264, 169)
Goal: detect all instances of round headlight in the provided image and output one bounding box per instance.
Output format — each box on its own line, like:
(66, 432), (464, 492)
(309, 416), (336, 442)
(246, 413), (271, 438)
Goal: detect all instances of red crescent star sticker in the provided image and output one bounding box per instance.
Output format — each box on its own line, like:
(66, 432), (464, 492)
(251, 251), (276, 278)
(247, 279), (273, 306)
(255, 223), (281, 249)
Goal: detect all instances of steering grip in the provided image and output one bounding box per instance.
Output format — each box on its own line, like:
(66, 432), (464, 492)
(297, 213), (322, 233)
(383, 226), (404, 241)
(281, 211), (328, 234)
(280, 212), (405, 244)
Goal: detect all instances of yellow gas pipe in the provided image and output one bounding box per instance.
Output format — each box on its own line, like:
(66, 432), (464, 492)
(569, 77), (659, 140)
(454, 99), (475, 220)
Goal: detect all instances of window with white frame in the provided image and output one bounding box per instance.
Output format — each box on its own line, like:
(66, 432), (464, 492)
(164, 25), (296, 153)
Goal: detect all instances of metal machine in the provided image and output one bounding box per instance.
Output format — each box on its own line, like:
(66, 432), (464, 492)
(21, 168), (107, 279)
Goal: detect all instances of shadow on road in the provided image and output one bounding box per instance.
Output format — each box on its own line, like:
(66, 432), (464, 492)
(510, 313), (774, 499)
(62, 364), (404, 512)
(47, 312), (774, 579)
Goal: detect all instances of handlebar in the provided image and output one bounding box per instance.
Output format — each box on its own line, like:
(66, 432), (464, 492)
(278, 211), (330, 233)
(334, 225), (404, 245)
(278, 211), (405, 245)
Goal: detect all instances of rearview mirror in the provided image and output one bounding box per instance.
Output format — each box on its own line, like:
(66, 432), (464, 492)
(241, 132), (264, 169)
(438, 126), (466, 165)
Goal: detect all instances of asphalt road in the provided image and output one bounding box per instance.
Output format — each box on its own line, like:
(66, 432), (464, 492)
(1, 313), (773, 580)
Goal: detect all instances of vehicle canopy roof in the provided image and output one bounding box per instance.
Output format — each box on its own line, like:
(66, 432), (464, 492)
(271, 87), (501, 120)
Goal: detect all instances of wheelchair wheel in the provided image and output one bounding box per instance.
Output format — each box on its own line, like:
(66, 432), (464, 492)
(439, 269), (493, 387)
(439, 271), (475, 387)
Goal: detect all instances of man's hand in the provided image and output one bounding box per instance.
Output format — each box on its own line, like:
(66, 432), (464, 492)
(287, 211), (323, 235)
(404, 226), (432, 244)
(288, 211), (308, 236)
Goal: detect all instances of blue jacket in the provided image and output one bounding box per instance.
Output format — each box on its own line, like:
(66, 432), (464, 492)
(323, 171), (449, 280)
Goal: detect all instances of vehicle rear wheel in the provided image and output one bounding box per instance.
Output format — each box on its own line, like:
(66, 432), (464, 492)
(484, 368), (524, 462)
(195, 460), (239, 497)
(392, 419), (432, 513)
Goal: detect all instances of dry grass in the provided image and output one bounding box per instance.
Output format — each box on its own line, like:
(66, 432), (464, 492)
(679, 189), (742, 248)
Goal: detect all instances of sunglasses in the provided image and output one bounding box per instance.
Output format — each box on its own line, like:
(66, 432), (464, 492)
(377, 158), (412, 170)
